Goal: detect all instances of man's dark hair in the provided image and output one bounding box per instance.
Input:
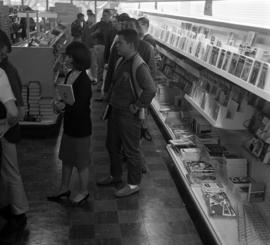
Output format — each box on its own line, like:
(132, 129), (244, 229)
(138, 17), (149, 28)
(125, 18), (143, 38)
(117, 29), (139, 50)
(0, 29), (11, 53)
(77, 13), (84, 19)
(116, 13), (130, 22)
(65, 41), (91, 71)
(87, 9), (94, 15)
(103, 9), (111, 15)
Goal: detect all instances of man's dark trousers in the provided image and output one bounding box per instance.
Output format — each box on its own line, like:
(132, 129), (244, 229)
(106, 107), (142, 185)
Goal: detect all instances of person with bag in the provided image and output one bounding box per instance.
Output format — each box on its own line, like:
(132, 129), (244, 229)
(47, 42), (92, 205)
(0, 30), (28, 243)
(97, 29), (156, 197)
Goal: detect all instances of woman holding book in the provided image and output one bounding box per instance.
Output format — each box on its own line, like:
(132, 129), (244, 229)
(47, 41), (92, 205)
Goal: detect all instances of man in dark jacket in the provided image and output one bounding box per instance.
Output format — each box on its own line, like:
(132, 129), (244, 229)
(89, 9), (113, 90)
(138, 17), (156, 48)
(97, 29), (156, 197)
(71, 13), (85, 41)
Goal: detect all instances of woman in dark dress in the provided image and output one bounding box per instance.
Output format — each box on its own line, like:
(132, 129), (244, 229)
(48, 42), (92, 205)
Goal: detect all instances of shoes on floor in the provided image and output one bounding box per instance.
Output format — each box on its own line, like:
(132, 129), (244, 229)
(0, 213), (27, 242)
(97, 176), (122, 186)
(72, 192), (90, 206)
(114, 184), (140, 198)
(47, 190), (71, 202)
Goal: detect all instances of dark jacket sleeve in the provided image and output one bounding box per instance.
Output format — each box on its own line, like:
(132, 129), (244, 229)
(134, 64), (156, 108)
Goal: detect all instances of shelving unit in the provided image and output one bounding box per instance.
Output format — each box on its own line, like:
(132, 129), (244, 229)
(129, 8), (270, 245)
(155, 40), (270, 102)
(9, 29), (66, 132)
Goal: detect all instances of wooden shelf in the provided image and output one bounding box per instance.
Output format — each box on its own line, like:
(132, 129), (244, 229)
(166, 144), (238, 245)
(156, 40), (270, 102)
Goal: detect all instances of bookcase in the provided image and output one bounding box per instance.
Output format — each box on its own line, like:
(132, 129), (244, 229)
(128, 9), (270, 245)
(8, 29), (66, 133)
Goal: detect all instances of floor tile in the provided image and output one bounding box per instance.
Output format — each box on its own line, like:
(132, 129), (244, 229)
(69, 225), (95, 239)
(120, 223), (148, 239)
(94, 200), (117, 212)
(94, 211), (119, 224)
(118, 210), (143, 223)
(94, 224), (121, 238)
(116, 196), (140, 210)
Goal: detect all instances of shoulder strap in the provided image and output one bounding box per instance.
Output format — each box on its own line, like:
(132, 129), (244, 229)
(130, 53), (145, 99)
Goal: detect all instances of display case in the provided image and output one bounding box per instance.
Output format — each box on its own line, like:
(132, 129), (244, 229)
(129, 9), (270, 245)
(9, 27), (67, 132)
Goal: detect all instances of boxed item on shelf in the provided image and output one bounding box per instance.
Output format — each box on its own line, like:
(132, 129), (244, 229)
(221, 51), (233, 72)
(256, 63), (270, 91)
(249, 60), (261, 85)
(220, 155), (248, 182)
(228, 176), (254, 194)
(228, 53), (240, 75)
(240, 57), (254, 81)
(234, 55), (246, 77)
(248, 182), (265, 202)
(209, 46), (220, 66)
(204, 144), (228, 157)
(180, 148), (202, 161)
(192, 116), (212, 134)
(216, 49), (226, 69)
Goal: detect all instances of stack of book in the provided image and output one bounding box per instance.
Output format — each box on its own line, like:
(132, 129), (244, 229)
(28, 81), (41, 121)
(39, 97), (55, 121)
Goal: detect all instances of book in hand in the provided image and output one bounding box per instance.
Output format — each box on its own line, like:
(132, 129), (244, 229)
(57, 84), (75, 105)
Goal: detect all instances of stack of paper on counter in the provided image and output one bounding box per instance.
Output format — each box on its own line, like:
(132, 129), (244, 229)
(187, 173), (218, 186)
(201, 183), (236, 217)
(184, 160), (215, 174)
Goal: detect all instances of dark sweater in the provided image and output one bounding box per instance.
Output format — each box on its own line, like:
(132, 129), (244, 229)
(63, 71), (92, 137)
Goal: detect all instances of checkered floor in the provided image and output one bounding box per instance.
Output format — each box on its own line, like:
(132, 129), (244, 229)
(0, 91), (203, 245)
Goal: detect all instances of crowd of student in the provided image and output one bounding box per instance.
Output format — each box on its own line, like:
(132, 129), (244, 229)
(0, 8), (158, 243)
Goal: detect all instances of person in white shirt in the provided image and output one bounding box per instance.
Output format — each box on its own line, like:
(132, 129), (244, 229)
(0, 32), (28, 243)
